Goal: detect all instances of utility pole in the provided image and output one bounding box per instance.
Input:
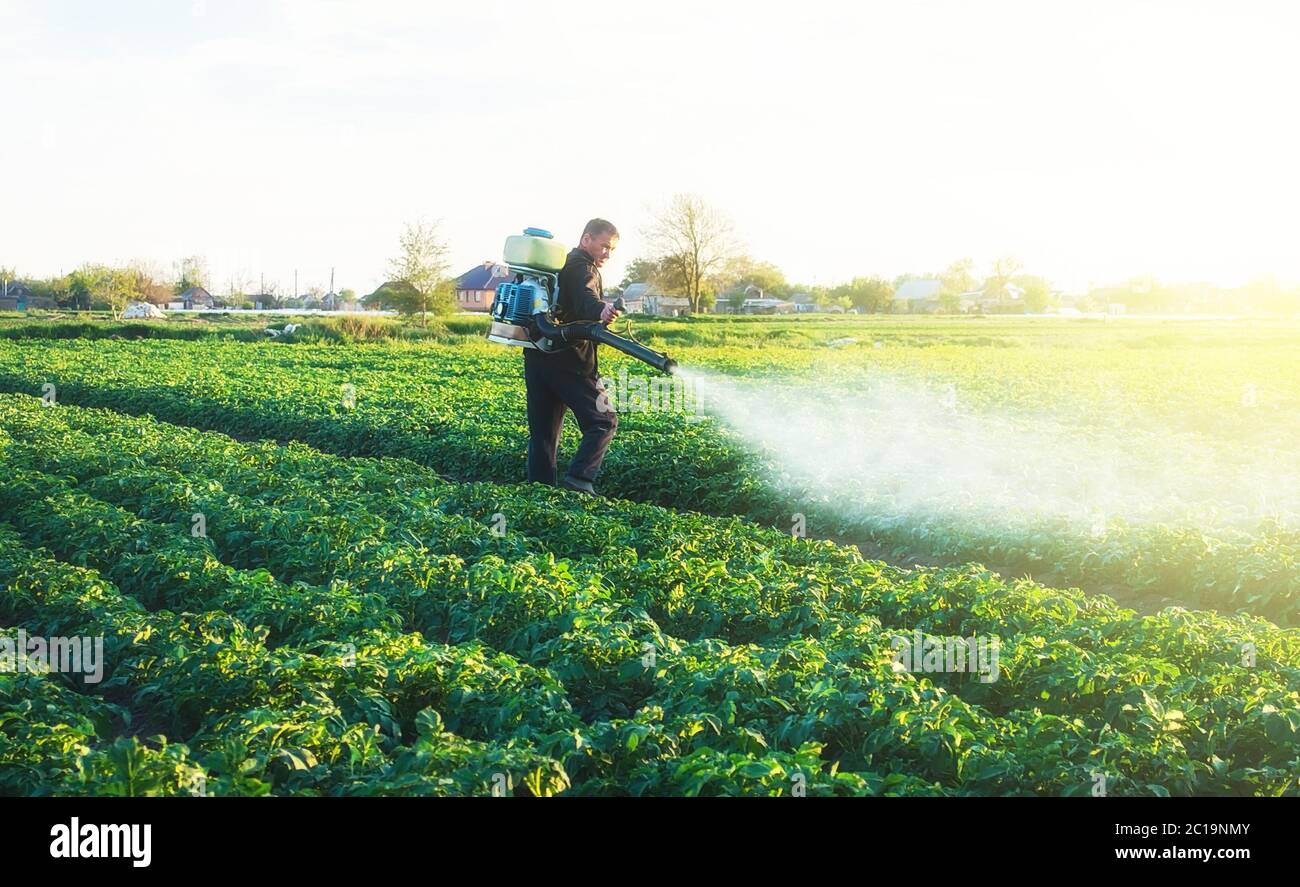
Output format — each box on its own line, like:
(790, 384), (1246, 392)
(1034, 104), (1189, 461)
(294, 269), (298, 299)
(330, 267), (335, 294)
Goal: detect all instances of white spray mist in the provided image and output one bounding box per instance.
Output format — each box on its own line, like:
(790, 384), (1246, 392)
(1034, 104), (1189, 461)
(672, 366), (1298, 535)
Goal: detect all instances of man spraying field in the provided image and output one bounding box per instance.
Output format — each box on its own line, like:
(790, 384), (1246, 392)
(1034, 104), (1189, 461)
(522, 218), (623, 495)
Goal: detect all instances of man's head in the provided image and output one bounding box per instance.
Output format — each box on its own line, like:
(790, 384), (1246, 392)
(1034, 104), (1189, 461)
(579, 218), (619, 269)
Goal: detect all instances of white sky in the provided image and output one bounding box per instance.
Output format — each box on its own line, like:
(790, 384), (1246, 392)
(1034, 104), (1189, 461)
(2, 0), (1298, 295)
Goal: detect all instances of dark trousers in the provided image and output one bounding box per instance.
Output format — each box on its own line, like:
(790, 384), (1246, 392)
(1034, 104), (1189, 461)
(524, 356), (618, 485)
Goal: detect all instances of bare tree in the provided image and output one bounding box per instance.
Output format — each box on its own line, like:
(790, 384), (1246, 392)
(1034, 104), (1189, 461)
(984, 256), (1023, 309)
(644, 193), (737, 314)
(126, 259), (173, 306)
(225, 272), (255, 301)
(172, 255), (210, 295)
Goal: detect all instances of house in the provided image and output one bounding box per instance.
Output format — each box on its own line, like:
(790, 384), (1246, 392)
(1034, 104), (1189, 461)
(893, 279), (944, 313)
(740, 297), (795, 315)
(790, 292), (818, 313)
(0, 280), (35, 311)
(455, 261), (513, 313)
(321, 291), (362, 311)
(893, 279), (991, 313)
(717, 283), (782, 314)
(973, 283), (1025, 313)
(624, 283), (693, 316)
(644, 294), (692, 316)
(622, 282), (668, 314)
(177, 286), (215, 310)
(625, 282), (691, 316)
(610, 288), (644, 314)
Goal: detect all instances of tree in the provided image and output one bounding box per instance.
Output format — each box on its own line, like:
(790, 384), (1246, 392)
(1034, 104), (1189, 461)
(173, 255), (209, 295)
(29, 275), (73, 308)
(1015, 274), (1053, 313)
(849, 276), (894, 313)
(982, 256), (1022, 310)
(826, 277), (892, 313)
(365, 280), (418, 311)
(126, 261), (172, 306)
(620, 257), (668, 291)
(718, 256), (789, 303)
(644, 193), (737, 314)
(224, 272), (255, 304)
(66, 269), (95, 310)
(70, 264), (139, 320)
(937, 258), (977, 313)
(387, 220), (452, 325)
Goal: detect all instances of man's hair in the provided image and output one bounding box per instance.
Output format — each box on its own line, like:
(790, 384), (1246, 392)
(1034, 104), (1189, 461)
(581, 218), (619, 240)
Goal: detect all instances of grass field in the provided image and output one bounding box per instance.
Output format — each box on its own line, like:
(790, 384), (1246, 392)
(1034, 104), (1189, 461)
(2, 313), (1298, 795)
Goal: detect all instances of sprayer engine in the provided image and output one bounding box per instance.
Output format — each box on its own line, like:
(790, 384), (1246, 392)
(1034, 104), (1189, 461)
(486, 227), (676, 374)
(488, 278), (554, 348)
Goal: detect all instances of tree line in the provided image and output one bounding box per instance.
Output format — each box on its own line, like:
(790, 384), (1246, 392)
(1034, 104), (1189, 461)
(8, 199), (1298, 320)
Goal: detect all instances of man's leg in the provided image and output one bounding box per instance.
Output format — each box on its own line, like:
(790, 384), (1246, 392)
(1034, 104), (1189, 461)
(557, 372), (618, 484)
(524, 357), (566, 485)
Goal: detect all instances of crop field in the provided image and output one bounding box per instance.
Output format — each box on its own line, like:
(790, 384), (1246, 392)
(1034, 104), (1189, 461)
(1, 315), (1298, 795)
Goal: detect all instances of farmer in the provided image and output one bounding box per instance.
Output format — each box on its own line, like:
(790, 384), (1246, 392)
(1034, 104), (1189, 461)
(522, 218), (623, 494)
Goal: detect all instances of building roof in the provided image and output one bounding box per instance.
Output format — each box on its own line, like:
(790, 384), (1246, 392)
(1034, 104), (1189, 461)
(623, 282), (668, 300)
(456, 262), (512, 291)
(179, 286), (214, 302)
(894, 279), (943, 301)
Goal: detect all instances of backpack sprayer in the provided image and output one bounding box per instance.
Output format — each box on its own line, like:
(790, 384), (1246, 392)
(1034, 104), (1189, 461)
(486, 227), (676, 374)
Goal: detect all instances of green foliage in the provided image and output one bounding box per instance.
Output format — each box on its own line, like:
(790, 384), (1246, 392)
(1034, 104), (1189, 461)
(829, 276), (893, 313)
(387, 220), (454, 322)
(0, 393), (1298, 796)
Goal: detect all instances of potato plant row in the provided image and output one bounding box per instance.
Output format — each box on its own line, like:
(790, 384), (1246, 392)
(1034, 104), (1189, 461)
(0, 338), (1296, 624)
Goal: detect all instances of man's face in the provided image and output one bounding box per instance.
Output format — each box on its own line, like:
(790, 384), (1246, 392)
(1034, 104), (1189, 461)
(581, 231), (618, 269)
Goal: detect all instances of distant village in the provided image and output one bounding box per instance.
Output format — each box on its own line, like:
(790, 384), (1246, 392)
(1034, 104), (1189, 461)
(3, 260), (1296, 318)
(450, 261), (1300, 317)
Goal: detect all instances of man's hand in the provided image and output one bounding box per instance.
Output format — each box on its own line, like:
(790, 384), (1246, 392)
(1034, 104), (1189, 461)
(599, 301), (622, 325)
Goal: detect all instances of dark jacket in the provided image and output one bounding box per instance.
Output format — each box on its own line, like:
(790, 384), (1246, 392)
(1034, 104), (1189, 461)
(524, 247), (606, 377)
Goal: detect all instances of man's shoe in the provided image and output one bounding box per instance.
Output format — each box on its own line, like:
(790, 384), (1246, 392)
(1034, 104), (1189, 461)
(559, 475), (597, 495)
